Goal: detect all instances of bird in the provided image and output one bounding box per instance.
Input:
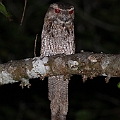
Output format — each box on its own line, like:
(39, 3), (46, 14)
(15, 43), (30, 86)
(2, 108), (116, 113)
(40, 2), (75, 120)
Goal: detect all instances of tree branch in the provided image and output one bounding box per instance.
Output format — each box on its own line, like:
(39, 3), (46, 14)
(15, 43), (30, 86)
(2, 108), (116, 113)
(0, 52), (119, 88)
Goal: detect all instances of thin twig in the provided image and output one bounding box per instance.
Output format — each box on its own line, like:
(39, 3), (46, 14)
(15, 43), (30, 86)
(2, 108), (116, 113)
(34, 34), (38, 57)
(20, 0), (27, 26)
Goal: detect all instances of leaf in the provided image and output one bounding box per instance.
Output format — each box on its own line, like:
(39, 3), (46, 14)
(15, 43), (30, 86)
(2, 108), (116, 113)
(117, 82), (120, 89)
(0, 2), (12, 21)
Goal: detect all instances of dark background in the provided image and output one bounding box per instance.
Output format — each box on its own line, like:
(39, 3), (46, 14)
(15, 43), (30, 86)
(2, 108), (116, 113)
(0, 0), (120, 120)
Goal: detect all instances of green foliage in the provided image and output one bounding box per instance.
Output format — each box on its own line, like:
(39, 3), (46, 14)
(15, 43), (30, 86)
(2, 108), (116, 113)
(0, 2), (12, 21)
(75, 110), (96, 120)
(117, 82), (120, 88)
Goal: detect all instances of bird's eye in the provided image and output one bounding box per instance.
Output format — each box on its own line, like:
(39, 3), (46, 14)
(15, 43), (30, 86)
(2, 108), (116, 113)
(55, 8), (60, 13)
(69, 10), (74, 14)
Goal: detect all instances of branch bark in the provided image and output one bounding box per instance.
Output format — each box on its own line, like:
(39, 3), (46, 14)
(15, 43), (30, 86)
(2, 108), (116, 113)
(0, 52), (119, 88)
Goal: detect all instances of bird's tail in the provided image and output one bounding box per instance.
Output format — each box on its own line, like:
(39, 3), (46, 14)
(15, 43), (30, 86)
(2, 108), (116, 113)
(48, 75), (69, 120)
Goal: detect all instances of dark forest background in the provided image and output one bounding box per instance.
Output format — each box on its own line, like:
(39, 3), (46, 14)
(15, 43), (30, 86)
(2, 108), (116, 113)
(0, 0), (120, 120)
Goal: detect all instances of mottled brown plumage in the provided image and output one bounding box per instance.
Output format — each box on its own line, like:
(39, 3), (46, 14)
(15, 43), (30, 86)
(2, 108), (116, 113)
(40, 2), (75, 120)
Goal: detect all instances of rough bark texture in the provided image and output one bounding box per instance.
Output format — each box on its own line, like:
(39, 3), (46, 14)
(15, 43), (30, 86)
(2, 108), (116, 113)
(0, 52), (120, 88)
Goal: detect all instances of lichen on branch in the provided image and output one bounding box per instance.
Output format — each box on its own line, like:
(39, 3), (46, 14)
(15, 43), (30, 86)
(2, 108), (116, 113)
(0, 52), (119, 87)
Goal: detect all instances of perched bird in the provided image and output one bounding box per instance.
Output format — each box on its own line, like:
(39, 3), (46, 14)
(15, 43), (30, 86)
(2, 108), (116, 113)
(40, 2), (75, 120)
